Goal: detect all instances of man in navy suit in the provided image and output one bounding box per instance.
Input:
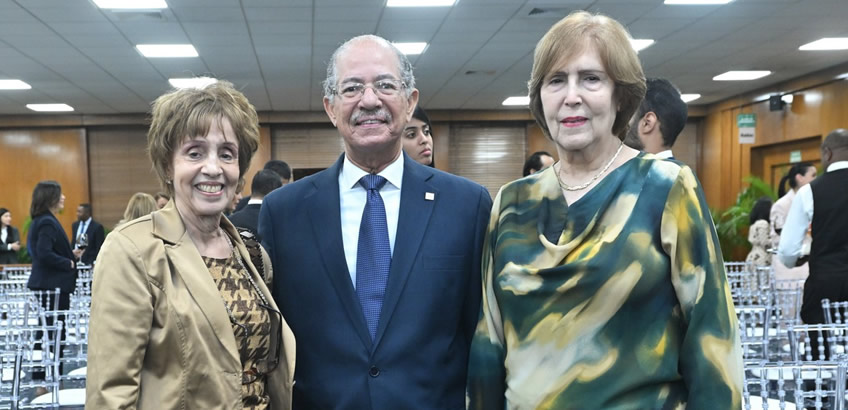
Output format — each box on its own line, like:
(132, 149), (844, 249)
(71, 203), (105, 266)
(259, 35), (492, 409)
(229, 169), (282, 235)
(623, 77), (688, 160)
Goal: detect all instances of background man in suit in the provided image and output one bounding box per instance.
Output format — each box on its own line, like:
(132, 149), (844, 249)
(233, 159), (291, 213)
(71, 203), (105, 265)
(623, 77), (688, 159)
(259, 34), (492, 409)
(229, 169), (282, 235)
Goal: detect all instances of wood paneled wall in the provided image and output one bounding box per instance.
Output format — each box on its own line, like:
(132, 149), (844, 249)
(699, 61), (848, 210)
(0, 128), (88, 243)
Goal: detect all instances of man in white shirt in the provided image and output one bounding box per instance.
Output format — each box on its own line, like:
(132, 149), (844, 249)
(623, 78), (688, 160)
(778, 129), (848, 339)
(258, 35), (492, 409)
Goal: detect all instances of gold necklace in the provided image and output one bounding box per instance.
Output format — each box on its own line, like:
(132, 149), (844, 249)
(554, 141), (624, 191)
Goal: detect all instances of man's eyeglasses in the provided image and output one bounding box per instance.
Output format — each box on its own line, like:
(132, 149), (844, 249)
(332, 79), (406, 100)
(230, 302), (283, 385)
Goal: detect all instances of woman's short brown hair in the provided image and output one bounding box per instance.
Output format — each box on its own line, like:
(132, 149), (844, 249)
(147, 80), (260, 196)
(528, 11), (646, 141)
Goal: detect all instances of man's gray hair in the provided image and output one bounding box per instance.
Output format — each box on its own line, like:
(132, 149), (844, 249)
(322, 35), (416, 103)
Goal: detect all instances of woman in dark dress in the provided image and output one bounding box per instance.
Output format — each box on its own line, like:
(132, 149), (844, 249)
(0, 207), (21, 264)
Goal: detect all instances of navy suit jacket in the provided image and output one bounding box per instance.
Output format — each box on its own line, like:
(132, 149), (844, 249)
(228, 203), (261, 236)
(71, 218), (105, 265)
(28, 213), (76, 293)
(259, 153), (492, 409)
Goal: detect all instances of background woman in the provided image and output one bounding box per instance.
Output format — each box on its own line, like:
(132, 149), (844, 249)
(402, 105), (435, 167)
(86, 81), (295, 409)
(770, 162), (815, 280)
(0, 207), (21, 264)
(467, 11), (741, 409)
(115, 192), (158, 228)
(26, 180), (76, 388)
(747, 196), (773, 268)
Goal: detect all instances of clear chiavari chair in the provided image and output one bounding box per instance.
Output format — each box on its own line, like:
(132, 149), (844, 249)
(788, 323), (848, 362)
(743, 357), (848, 410)
(738, 305), (773, 360)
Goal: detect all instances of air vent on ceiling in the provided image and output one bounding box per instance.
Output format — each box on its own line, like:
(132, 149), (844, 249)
(465, 70), (496, 76)
(110, 10), (166, 21)
(527, 7), (572, 18)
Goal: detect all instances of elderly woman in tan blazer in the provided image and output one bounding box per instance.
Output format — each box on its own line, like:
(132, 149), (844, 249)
(86, 81), (294, 409)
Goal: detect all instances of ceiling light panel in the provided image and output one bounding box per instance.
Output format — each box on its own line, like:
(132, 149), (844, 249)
(713, 71), (771, 81)
(799, 38), (848, 51)
(93, 0), (167, 9)
(393, 42), (428, 55)
(680, 94), (701, 103)
(136, 44), (198, 58)
(664, 0), (733, 4)
(27, 104), (74, 112)
(630, 39), (655, 52)
(386, 0), (456, 7)
(502, 96), (529, 106)
(0, 80), (32, 90)
(169, 77), (217, 89)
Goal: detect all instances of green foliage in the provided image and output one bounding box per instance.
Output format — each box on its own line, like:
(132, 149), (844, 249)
(712, 175), (778, 261)
(15, 216), (32, 263)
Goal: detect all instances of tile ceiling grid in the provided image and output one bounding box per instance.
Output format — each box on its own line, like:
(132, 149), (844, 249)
(423, 0), (532, 109)
(4, 0), (143, 113)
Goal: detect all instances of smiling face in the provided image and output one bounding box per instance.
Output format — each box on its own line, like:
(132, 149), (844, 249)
(540, 44), (619, 153)
(171, 117), (240, 221)
(402, 117), (433, 165)
(323, 39), (418, 163)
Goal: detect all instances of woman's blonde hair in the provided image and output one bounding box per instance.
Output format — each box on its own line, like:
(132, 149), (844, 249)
(116, 192), (157, 227)
(528, 11), (646, 141)
(147, 80), (260, 196)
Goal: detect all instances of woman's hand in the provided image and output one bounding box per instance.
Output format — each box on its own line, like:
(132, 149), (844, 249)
(9, 242), (20, 252)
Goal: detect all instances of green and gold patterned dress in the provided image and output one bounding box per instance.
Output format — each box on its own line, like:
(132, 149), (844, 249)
(204, 255), (272, 410)
(468, 153), (742, 410)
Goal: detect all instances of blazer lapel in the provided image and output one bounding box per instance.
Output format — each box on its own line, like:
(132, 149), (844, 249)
(151, 203), (241, 366)
(307, 155), (373, 350)
(373, 155), (436, 347)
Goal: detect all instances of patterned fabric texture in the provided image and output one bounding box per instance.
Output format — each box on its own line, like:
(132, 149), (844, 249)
(204, 255), (271, 410)
(467, 153), (743, 410)
(746, 219), (772, 268)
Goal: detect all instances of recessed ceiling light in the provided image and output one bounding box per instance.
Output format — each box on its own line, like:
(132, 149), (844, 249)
(92, 0), (167, 9)
(393, 42), (428, 55)
(502, 96), (529, 106)
(386, 0), (456, 6)
(630, 39), (655, 53)
(26, 104), (74, 112)
(799, 38), (848, 51)
(713, 71), (771, 81)
(136, 44), (198, 58)
(664, 0), (733, 4)
(169, 77), (217, 89)
(680, 93), (701, 103)
(0, 80), (32, 90)
(836, 72), (848, 80)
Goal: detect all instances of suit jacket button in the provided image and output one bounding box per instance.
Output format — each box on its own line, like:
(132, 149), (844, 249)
(369, 366), (380, 377)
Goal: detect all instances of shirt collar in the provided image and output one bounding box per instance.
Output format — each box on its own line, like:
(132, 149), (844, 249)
(340, 151), (404, 190)
(827, 161), (848, 173)
(81, 217), (91, 225)
(655, 150), (674, 159)
(247, 198), (263, 205)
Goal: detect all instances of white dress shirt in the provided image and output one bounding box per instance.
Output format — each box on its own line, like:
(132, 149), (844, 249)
(247, 198), (263, 205)
(339, 153), (403, 288)
(654, 150), (674, 159)
(75, 217), (91, 249)
(778, 161), (848, 268)
(1, 227), (7, 249)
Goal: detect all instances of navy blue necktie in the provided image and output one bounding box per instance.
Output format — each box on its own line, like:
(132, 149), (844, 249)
(356, 174), (391, 340)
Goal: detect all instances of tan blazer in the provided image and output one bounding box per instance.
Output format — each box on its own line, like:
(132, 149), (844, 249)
(86, 202), (295, 409)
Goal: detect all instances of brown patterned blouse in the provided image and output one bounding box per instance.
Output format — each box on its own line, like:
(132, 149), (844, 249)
(204, 255), (272, 410)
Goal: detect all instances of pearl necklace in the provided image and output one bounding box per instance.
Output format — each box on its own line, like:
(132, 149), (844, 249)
(554, 140), (624, 192)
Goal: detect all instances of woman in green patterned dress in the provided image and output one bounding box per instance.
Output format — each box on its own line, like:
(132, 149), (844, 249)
(468, 11), (742, 409)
